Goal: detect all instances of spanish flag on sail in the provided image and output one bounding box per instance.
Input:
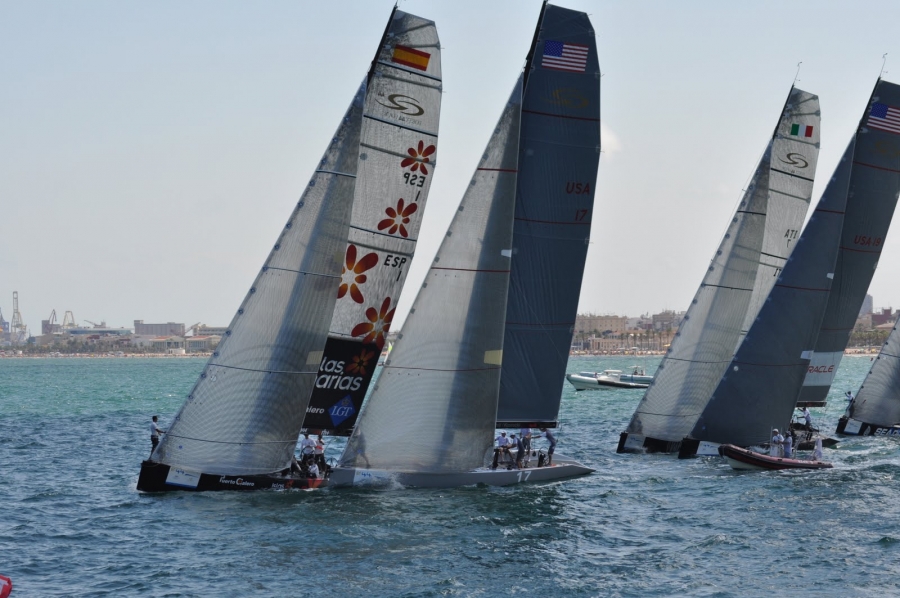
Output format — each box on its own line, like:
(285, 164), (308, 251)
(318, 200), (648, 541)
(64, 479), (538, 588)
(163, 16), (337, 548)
(391, 45), (431, 71)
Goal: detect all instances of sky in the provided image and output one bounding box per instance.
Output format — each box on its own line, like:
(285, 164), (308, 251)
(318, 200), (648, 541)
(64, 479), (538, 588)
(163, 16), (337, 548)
(4, 0), (900, 334)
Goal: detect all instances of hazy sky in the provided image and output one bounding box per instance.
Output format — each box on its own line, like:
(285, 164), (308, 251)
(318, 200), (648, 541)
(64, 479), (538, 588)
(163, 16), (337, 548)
(4, 0), (900, 334)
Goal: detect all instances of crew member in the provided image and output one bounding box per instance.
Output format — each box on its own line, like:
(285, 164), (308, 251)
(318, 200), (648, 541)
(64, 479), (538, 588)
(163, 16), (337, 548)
(539, 428), (557, 465)
(770, 429), (783, 457)
(150, 416), (165, 456)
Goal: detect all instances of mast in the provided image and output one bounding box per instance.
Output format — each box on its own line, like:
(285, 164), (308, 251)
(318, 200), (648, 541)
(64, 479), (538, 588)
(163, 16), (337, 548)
(522, 0), (548, 90)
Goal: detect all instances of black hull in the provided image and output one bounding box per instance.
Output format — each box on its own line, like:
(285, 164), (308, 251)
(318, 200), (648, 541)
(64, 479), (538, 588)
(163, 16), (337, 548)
(677, 437), (700, 459)
(796, 400), (827, 408)
(137, 461), (327, 493)
(788, 422), (839, 449)
(835, 416), (900, 437)
(616, 432), (682, 454)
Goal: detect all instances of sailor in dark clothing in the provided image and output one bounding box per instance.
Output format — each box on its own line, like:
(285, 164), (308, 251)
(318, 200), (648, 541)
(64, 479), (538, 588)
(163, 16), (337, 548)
(539, 428), (556, 465)
(511, 433), (525, 470)
(150, 416), (165, 456)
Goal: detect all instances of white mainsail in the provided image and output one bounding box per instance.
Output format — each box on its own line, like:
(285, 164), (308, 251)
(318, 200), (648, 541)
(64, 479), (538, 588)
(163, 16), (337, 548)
(619, 88), (820, 452)
(302, 10), (443, 434)
(339, 76), (523, 473)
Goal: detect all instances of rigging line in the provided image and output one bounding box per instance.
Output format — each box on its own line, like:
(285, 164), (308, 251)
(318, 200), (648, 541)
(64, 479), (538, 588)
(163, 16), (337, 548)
(163, 434), (297, 446)
(347, 237), (415, 256)
(882, 53), (889, 78)
(382, 365), (501, 373)
(349, 223), (419, 242)
(700, 283), (754, 292)
(264, 266), (340, 279)
(759, 250), (788, 260)
(363, 114), (438, 137)
(775, 136), (818, 148)
(207, 363), (317, 376)
(735, 210), (766, 217)
(794, 61), (802, 85)
(663, 357), (735, 365)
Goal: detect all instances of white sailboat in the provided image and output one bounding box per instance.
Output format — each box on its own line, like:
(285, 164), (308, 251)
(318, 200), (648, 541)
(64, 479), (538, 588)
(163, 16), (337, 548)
(137, 9), (441, 492)
(330, 2), (599, 488)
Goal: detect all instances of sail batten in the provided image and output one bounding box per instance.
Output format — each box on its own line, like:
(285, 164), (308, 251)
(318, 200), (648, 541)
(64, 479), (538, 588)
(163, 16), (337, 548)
(621, 87), (820, 449)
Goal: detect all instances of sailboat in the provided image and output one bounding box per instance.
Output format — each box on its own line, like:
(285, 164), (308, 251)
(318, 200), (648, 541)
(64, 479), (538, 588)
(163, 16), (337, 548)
(679, 78), (900, 460)
(837, 322), (900, 436)
(301, 8), (443, 436)
(797, 105), (900, 409)
(617, 87), (821, 454)
(137, 9), (441, 492)
(330, 2), (599, 488)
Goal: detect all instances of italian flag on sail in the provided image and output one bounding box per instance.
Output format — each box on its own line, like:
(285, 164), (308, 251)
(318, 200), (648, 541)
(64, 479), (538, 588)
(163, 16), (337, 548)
(790, 123), (814, 137)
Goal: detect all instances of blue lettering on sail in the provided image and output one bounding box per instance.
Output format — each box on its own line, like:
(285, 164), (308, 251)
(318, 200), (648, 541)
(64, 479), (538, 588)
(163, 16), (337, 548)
(329, 396), (357, 427)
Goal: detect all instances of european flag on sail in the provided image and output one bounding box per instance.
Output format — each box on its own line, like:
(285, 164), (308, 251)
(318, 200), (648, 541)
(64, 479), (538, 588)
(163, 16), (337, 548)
(867, 102), (900, 134)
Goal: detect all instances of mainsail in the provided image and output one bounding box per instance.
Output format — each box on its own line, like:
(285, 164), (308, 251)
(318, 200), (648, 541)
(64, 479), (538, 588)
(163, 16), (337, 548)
(687, 79), (900, 450)
(340, 76), (523, 473)
(619, 88), (820, 452)
(152, 86), (366, 476)
(797, 82), (900, 407)
(496, 3), (600, 428)
(843, 323), (900, 430)
(302, 10), (443, 434)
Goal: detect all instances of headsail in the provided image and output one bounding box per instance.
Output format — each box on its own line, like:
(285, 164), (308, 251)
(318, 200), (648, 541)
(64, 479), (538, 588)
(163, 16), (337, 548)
(797, 81), (900, 407)
(302, 10), (443, 434)
(496, 3), (600, 428)
(152, 86), (366, 476)
(619, 88), (820, 452)
(688, 79), (900, 449)
(340, 76), (523, 473)
(842, 323), (900, 428)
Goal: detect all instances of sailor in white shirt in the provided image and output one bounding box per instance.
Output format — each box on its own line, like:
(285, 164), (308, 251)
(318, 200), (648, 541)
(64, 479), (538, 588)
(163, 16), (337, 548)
(769, 429), (783, 457)
(307, 460), (320, 479)
(150, 415), (165, 456)
(300, 433), (316, 456)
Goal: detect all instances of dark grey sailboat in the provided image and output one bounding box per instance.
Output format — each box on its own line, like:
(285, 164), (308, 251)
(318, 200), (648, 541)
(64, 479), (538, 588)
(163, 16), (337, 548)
(331, 2), (599, 488)
(137, 10), (440, 492)
(618, 87), (820, 454)
(837, 322), (900, 436)
(797, 96), (900, 408)
(680, 79), (900, 458)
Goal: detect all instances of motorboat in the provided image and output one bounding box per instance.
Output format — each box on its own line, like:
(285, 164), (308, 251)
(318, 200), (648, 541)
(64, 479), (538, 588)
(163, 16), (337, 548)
(717, 444), (833, 471)
(566, 370), (650, 390)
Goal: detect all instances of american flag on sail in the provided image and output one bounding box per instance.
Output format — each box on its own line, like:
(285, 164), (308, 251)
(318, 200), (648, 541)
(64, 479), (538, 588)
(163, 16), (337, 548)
(867, 102), (900, 134)
(541, 40), (588, 72)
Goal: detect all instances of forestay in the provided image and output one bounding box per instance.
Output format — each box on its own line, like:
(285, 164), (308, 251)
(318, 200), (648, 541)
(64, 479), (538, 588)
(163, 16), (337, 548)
(689, 82), (900, 448)
(797, 80), (900, 407)
(496, 4), (600, 427)
(303, 10), (443, 434)
(849, 323), (900, 427)
(340, 77), (522, 473)
(153, 86), (366, 475)
(621, 88), (820, 449)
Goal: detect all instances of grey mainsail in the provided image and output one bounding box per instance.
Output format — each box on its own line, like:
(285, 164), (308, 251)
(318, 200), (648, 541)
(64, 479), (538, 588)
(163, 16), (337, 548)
(797, 83), (900, 407)
(496, 3), (600, 427)
(340, 76), (522, 473)
(842, 323), (900, 431)
(302, 10), (443, 434)
(152, 86), (366, 476)
(687, 79), (900, 450)
(619, 88), (820, 453)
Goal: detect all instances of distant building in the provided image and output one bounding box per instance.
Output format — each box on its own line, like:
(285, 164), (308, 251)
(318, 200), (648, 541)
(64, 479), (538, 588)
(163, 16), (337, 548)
(195, 325), (228, 337)
(872, 308), (897, 327)
(651, 310), (685, 331)
(860, 294), (874, 316)
(855, 313), (873, 330)
(185, 335), (221, 352)
(575, 314), (627, 336)
(134, 320), (185, 337)
(150, 336), (186, 354)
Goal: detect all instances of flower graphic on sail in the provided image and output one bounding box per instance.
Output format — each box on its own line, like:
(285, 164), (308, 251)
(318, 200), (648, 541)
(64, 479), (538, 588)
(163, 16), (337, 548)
(338, 244), (379, 304)
(401, 140), (436, 174)
(345, 349), (376, 376)
(351, 297), (396, 350)
(377, 198), (418, 238)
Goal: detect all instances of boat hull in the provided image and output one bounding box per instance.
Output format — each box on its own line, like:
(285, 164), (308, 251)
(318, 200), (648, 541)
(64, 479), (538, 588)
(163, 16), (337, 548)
(566, 374), (648, 391)
(836, 416), (900, 437)
(329, 454), (594, 488)
(616, 432), (682, 454)
(717, 444), (832, 471)
(136, 460), (327, 492)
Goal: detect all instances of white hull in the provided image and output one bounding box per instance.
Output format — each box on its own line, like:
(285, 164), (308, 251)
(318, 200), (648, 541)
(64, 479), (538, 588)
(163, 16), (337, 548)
(566, 372), (649, 391)
(329, 454), (594, 488)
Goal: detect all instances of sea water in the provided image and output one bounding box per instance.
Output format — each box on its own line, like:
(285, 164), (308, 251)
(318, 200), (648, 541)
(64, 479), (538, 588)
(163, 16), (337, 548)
(1, 355), (899, 596)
